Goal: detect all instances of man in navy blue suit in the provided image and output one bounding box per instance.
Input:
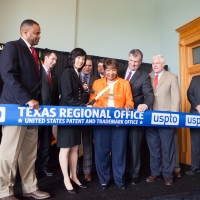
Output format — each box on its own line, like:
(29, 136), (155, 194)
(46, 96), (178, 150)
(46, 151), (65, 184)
(0, 19), (50, 200)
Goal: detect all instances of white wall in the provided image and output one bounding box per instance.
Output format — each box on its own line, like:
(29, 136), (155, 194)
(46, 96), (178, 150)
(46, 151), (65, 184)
(0, 0), (77, 51)
(159, 0), (200, 76)
(0, 0), (159, 63)
(0, 0), (200, 77)
(76, 0), (159, 62)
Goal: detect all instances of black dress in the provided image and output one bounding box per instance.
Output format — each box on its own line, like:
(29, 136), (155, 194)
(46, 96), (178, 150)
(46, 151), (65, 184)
(57, 67), (86, 148)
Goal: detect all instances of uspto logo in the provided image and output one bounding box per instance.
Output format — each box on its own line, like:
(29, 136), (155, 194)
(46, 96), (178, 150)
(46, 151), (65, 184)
(151, 113), (179, 125)
(185, 115), (200, 127)
(0, 107), (6, 122)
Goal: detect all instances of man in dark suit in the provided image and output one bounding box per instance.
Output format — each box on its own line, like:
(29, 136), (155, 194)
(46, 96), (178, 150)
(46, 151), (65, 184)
(97, 58), (105, 78)
(146, 55), (180, 186)
(0, 19), (50, 200)
(118, 49), (154, 185)
(36, 50), (59, 177)
(81, 56), (98, 181)
(186, 76), (200, 175)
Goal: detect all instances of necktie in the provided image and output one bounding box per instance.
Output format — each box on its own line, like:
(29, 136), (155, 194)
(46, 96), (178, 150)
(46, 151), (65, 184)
(82, 75), (87, 84)
(47, 70), (52, 88)
(126, 71), (132, 81)
(30, 46), (40, 75)
(154, 74), (158, 89)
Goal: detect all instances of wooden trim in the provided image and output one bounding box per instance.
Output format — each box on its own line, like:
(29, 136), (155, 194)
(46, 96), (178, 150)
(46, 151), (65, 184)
(177, 17), (200, 165)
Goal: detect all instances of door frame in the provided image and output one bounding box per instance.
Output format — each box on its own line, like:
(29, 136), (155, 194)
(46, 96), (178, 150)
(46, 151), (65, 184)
(176, 17), (200, 164)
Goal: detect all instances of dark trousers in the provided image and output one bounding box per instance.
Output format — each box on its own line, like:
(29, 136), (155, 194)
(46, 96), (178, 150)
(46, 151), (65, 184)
(146, 127), (175, 178)
(82, 126), (93, 174)
(190, 128), (200, 169)
(93, 126), (128, 186)
(127, 126), (144, 179)
(36, 125), (52, 170)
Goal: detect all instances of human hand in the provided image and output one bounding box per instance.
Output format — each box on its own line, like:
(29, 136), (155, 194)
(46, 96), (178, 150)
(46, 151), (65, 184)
(27, 99), (40, 110)
(137, 104), (148, 112)
(125, 104), (131, 112)
(82, 83), (89, 91)
(196, 105), (200, 114)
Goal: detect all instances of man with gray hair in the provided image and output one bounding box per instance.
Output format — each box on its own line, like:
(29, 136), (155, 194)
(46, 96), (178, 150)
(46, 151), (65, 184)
(118, 49), (154, 185)
(146, 55), (180, 186)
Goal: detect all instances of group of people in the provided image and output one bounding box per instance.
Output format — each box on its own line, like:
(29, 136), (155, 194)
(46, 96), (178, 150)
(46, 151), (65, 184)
(0, 19), (200, 200)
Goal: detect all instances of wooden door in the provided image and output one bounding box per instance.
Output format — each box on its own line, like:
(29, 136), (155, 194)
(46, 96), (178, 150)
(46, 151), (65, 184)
(176, 17), (200, 164)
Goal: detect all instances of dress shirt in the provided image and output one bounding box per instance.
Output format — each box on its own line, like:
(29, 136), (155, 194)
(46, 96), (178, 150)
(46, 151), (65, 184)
(100, 74), (104, 78)
(43, 65), (50, 75)
(21, 37), (31, 52)
(125, 67), (136, 80)
(81, 72), (90, 84)
(107, 82), (114, 108)
(154, 70), (164, 81)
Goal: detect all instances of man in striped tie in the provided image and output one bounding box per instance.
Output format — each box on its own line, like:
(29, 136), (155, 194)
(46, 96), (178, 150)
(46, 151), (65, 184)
(118, 49), (154, 185)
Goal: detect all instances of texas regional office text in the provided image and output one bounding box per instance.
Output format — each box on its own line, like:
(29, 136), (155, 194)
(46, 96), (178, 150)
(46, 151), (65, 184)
(17, 107), (144, 125)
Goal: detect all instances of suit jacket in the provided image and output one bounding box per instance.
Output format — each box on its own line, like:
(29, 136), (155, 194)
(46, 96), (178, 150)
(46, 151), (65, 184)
(59, 67), (85, 106)
(187, 75), (200, 113)
(89, 77), (134, 108)
(118, 67), (154, 109)
(149, 70), (180, 112)
(97, 74), (101, 79)
(97, 73), (104, 79)
(82, 74), (99, 103)
(0, 38), (41, 105)
(40, 67), (59, 105)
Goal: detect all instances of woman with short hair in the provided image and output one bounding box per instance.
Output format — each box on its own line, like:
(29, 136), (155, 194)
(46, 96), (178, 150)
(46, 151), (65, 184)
(89, 58), (134, 190)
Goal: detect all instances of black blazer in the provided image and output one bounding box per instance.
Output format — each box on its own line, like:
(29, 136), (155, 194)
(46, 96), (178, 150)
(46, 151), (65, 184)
(187, 75), (200, 113)
(40, 67), (59, 105)
(82, 74), (99, 104)
(59, 67), (86, 106)
(0, 38), (41, 105)
(118, 67), (154, 109)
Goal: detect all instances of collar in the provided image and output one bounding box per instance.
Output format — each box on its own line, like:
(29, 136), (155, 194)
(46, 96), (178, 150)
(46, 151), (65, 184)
(81, 72), (90, 78)
(100, 74), (104, 78)
(43, 65), (50, 73)
(154, 70), (164, 77)
(127, 66), (138, 73)
(127, 67), (132, 73)
(20, 37), (31, 49)
(74, 68), (79, 77)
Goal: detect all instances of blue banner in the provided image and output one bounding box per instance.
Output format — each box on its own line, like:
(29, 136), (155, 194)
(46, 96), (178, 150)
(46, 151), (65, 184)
(0, 104), (199, 128)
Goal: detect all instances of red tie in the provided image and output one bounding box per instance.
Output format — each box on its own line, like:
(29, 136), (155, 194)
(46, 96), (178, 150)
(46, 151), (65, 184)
(126, 71), (132, 81)
(30, 46), (40, 75)
(154, 74), (158, 89)
(47, 70), (52, 88)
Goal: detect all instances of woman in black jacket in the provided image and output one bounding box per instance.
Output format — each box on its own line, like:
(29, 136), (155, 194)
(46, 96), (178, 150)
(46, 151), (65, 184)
(57, 48), (87, 194)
